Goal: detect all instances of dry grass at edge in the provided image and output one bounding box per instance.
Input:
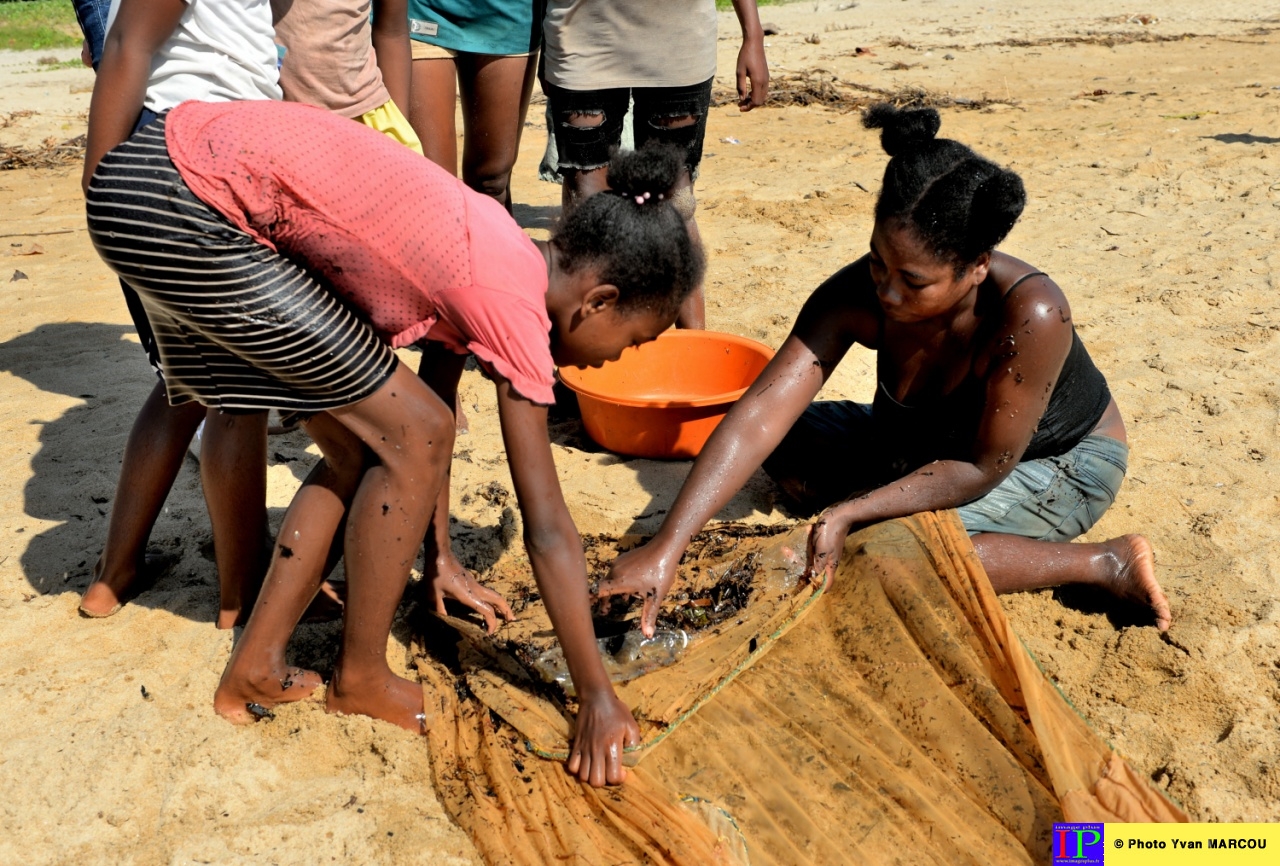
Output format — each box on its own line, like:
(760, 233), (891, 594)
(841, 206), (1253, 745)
(0, 134), (86, 170)
(714, 71), (1003, 112)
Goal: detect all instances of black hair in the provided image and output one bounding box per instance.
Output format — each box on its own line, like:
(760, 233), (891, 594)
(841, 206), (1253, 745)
(551, 143), (705, 318)
(862, 104), (1026, 271)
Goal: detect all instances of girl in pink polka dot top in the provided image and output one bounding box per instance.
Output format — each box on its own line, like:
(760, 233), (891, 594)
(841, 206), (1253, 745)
(84, 99), (704, 787)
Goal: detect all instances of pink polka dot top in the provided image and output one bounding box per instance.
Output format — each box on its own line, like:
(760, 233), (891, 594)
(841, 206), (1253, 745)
(165, 99), (554, 404)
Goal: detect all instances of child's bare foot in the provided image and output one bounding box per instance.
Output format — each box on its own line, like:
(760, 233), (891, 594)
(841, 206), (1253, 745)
(325, 667), (427, 734)
(79, 552), (176, 618)
(1099, 534), (1171, 631)
(213, 662), (323, 724)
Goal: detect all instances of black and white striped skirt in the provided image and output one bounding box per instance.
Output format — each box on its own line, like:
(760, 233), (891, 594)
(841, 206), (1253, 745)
(85, 117), (397, 412)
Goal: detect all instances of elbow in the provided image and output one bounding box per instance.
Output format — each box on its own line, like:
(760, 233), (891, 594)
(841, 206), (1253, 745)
(523, 522), (576, 560)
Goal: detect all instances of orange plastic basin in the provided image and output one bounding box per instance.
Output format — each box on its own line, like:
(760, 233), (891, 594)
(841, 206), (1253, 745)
(558, 330), (775, 459)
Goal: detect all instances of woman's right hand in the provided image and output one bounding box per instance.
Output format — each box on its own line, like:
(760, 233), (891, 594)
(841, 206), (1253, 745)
(567, 689), (641, 787)
(595, 543), (680, 638)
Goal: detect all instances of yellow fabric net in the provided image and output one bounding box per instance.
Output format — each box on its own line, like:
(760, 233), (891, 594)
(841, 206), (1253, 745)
(415, 511), (1185, 865)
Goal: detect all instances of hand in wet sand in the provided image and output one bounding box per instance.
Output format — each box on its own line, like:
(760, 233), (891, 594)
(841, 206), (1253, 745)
(596, 545), (680, 639)
(805, 508), (853, 590)
(567, 690), (640, 787)
(426, 562), (515, 635)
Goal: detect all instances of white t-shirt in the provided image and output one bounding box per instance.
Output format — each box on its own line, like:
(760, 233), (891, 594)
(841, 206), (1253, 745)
(105, 0), (281, 111)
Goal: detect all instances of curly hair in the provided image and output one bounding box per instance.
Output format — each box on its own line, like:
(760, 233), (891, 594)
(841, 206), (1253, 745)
(863, 104), (1026, 271)
(551, 144), (706, 319)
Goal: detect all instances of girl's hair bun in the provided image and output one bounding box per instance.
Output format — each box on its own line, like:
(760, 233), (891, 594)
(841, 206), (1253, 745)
(861, 104), (941, 156)
(607, 143), (684, 204)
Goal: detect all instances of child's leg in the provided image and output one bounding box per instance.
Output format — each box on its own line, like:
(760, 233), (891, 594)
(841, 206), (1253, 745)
(971, 533), (1169, 630)
(674, 184), (705, 329)
(199, 408), (269, 629)
(543, 82), (628, 213)
(455, 52), (539, 210)
(323, 363), (456, 729)
(212, 410), (380, 722)
(959, 435), (1171, 630)
(408, 56), (460, 174)
(633, 80), (713, 329)
(413, 343), (515, 631)
(81, 381), (204, 616)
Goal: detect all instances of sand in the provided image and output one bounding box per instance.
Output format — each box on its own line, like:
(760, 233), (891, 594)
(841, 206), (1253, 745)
(1, 1), (1278, 861)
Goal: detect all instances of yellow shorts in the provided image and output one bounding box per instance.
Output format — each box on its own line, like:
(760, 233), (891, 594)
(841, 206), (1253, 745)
(357, 99), (424, 156)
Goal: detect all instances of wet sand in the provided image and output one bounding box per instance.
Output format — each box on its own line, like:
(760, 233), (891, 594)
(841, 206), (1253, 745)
(2, 1), (1278, 861)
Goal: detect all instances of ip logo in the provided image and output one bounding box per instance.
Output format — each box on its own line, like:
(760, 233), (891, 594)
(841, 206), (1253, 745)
(1052, 823), (1105, 865)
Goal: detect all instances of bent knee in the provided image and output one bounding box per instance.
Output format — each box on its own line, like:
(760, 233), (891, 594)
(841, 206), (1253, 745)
(388, 396), (455, 473)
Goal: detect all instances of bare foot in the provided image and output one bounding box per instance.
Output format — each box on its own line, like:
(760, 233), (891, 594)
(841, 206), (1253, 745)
(1101, 535), (1171, 631)
(79, 552), (176, 618)
(325, 667), (427, 734)
(213, 662), (323, 724)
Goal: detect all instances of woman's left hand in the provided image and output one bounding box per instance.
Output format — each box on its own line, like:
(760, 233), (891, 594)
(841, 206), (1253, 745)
(427, 566), (515, 635)
(805, 505), (854, 589)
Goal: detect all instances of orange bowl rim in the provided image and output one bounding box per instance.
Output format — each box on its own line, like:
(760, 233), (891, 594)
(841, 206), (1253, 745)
(557, 330), (776, 409)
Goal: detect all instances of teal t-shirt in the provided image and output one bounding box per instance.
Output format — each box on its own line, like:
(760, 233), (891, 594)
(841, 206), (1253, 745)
(407, 0), (543, 55)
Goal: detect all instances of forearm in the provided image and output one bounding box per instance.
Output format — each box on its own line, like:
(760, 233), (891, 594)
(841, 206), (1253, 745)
(829, 459), (1000, 530)
(83, 41), (152, 189)
(650, 346), (825, 558)
(371, 15), (411, 111)
(649, 404), (788, 559)
(730, 0), (764, 40)
(526, 527), (613, 697)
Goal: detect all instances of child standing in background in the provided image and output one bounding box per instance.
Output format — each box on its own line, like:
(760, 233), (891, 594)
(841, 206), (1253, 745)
(78, 0), (281, 628)
(542, 0), (770, 329)
(405, 0), (543, 210)
(271, 0), (422, 154)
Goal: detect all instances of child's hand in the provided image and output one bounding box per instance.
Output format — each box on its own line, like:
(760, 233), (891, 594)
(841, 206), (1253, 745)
(427, 565), (515, 635)
(804, 506), (852, 590)
(736, 34), (769, 110)
(567, 690), (640, 787)
(595, 545), (679, 639)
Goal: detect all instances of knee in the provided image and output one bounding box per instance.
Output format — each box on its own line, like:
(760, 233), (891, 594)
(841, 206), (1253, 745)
(382, 395), (455, 477)
(563, 109), (605, 129)
(467, 164), (515, 201)
(650, 113), (697, 131)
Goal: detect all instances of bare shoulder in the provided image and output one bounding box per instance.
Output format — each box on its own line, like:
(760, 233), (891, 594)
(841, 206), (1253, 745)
(989, 252), (1071, 330)
(796, 255), (881, 348)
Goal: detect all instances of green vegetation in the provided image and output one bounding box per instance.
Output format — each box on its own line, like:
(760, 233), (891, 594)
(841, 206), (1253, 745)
(716, 0), (789, 11)
(0, 0), (83, 52)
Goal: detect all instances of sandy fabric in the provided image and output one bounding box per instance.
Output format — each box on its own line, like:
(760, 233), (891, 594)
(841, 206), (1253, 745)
(416, 512), (1184, 865)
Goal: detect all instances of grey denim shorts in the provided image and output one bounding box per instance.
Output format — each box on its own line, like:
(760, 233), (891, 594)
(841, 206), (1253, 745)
(762, 400), (1128, 542)
(955, 434), (1128, 540)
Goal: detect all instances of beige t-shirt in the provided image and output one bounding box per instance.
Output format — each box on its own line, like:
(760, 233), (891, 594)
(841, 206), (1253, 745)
(271, 0), (389, 118)
(542, 0), (717, 90)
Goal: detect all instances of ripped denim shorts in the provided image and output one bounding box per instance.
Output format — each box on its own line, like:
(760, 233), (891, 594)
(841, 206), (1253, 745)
(542, 78), (713, 175)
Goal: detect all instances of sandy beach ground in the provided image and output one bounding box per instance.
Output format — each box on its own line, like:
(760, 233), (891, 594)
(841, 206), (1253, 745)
(2, 1), (1279, 861)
